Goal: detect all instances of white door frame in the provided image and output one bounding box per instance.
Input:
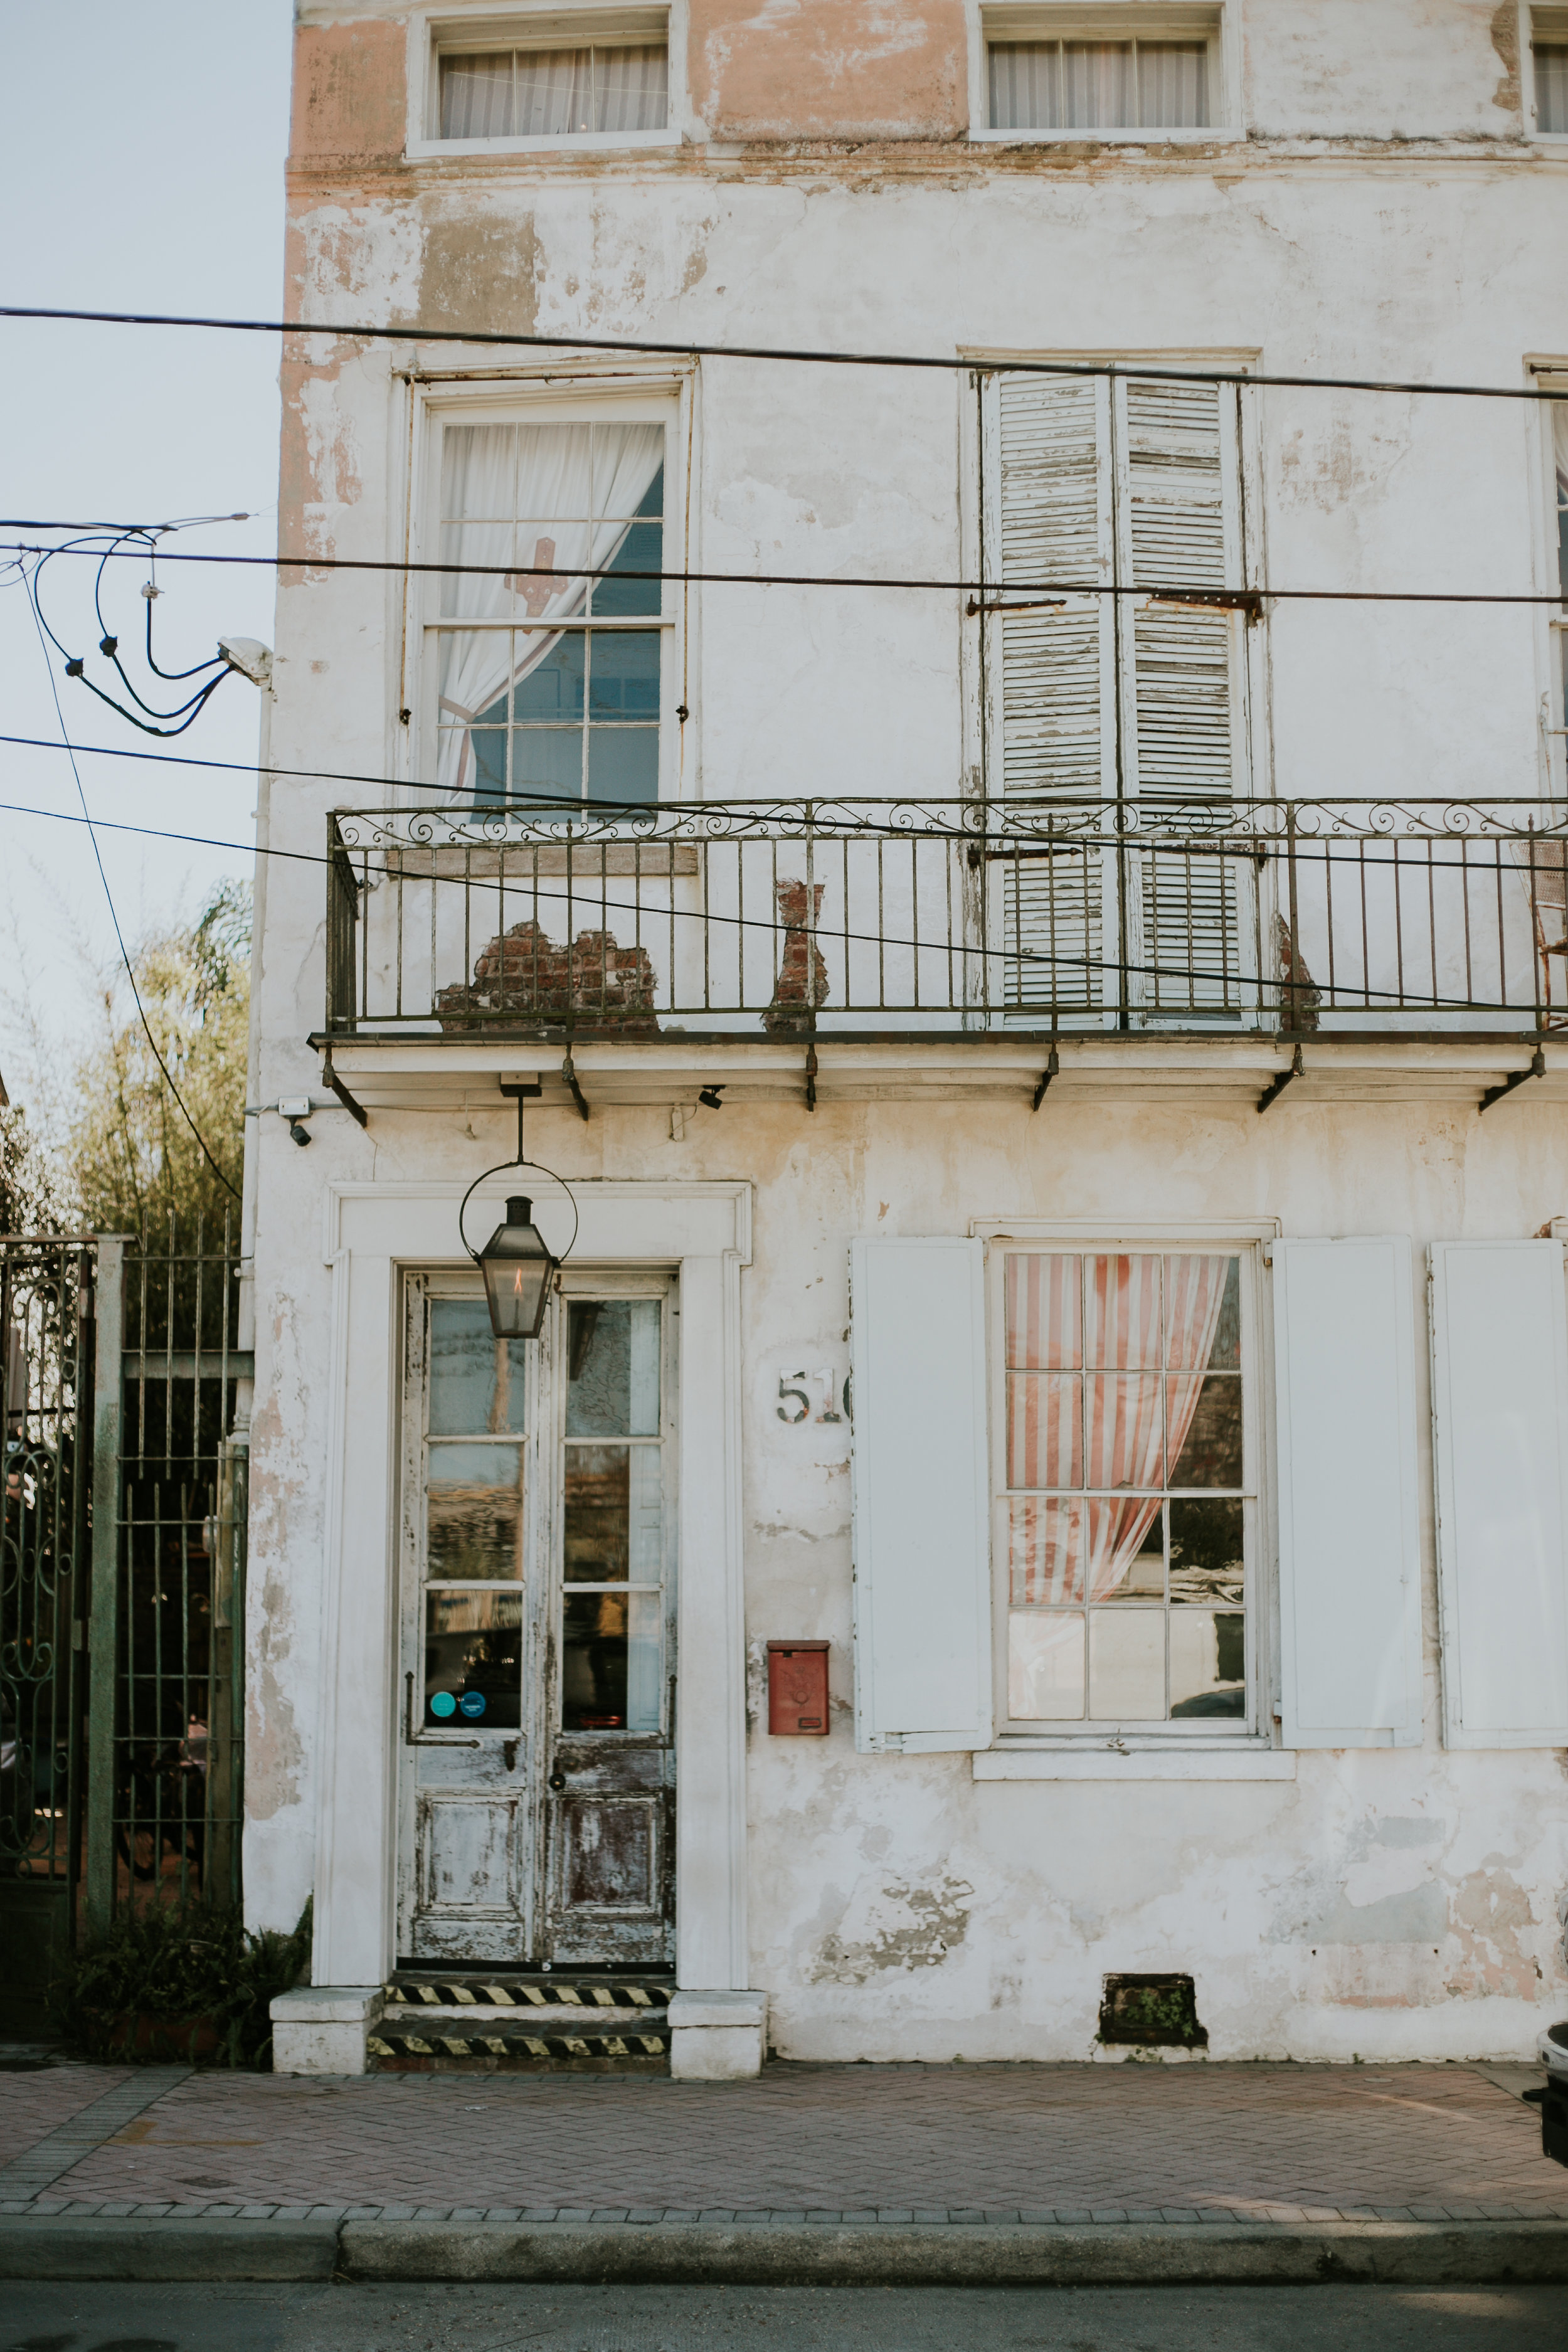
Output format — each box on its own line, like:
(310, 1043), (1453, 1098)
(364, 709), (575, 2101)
(310, 1179), (752, 1997)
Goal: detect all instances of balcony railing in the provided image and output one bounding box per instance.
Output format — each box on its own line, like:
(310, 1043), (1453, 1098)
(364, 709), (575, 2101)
(322, 797), (1568, 1042)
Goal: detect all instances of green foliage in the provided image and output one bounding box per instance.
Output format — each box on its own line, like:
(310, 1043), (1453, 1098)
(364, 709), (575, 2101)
(0, 1103), (69, 1235)
(51, 1894), (311, 2070)
(69, 879), (250, 1242)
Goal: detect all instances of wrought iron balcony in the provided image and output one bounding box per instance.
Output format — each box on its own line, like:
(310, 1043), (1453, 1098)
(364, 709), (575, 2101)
(322, 797), (1568, 1043)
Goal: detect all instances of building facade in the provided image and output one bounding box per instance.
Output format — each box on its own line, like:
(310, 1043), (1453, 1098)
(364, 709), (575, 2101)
(250, 0), (1568, 2075)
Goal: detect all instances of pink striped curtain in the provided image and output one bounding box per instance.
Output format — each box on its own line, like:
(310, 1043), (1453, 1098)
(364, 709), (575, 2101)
(1006, 1253), (1229, 1604)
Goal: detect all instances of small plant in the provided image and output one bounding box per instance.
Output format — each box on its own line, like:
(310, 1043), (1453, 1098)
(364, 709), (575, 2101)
(51, 1895), (311, 2069)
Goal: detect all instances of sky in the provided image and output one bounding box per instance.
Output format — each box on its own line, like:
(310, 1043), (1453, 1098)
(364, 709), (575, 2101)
(0, 1), (294, 1120)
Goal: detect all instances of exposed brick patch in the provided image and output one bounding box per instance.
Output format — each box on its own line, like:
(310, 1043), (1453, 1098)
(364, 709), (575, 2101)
(764, 881), (830, 1036)
(437, 919), (660, 1034)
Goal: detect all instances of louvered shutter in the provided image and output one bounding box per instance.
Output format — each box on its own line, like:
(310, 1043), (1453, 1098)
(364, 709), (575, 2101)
(1115, 377), (1249, 1017)
(850, 1237), (991, 1752)
(1428, 1241), (1568, 1747)
(990, 375), (1116, 1017)
(1273, 1239), (1423, 1747)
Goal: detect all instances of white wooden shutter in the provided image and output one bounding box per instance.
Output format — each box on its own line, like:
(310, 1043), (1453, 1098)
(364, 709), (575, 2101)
(1273, 1239), (1423, 1747)
(850, 1237), (991, 1752)
(1115, 376), (1248, 1017)
(990, 374), (1116, 1015)
(1429, 1241), (1568, 1747)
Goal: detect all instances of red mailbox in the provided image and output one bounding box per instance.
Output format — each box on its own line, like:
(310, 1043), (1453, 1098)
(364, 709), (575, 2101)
(766, 1640), (830, 1735)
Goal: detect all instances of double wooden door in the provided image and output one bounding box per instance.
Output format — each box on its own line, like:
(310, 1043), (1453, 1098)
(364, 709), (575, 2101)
(395, 1268), (676, 1966)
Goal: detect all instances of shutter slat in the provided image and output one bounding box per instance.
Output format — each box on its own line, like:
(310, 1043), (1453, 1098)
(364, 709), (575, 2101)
(1274, 1239), (1423, 1748)
(851, 1237), (991, 1752)
(1429, 1241), (1568, 1747)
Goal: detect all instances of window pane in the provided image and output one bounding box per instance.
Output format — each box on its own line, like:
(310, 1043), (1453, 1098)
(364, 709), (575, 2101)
(563, 1589), (662, 1730)
(1007, 1371), (1081, 1488)
(1168, 1373), (1242, 1486)
(588, 725), (659, 807)
(1168, 1497), (1244, 1604)
(1084, 1254), (1161, 1367)
(425, 1589), (522, 1729)
(1537, 41), (1568, 134)
(593, 41), (669, 133)
(1008, 1496), (1088, 1606)
(590, 475), (664, 618)
(567, 1300), (661, 1434)
(1136, 41), (1209, 129)
(440, 53), (515, 140)
(1089, 1607), (1165, 1718)
(1084, 1373), (1164, 1488)
(564, 1444), (662, 1584)
(427, 1444), (522, 1581)
(589, 630), (660, 718)
(1099, 1503), (1164, 1602)
(1062, 41), (1135, 128)
(509, 727), (585, 805)
(1008, 1610), (1084, 1718)
(1169, 1609), (1246, 1717)
(989, 41), (1062, 132)
(428, 1300), (527, 1434)
(512, 635), (585, 720)
(1165, 1254), (1239, 1369)
(1005, 1252), (1079, 1367)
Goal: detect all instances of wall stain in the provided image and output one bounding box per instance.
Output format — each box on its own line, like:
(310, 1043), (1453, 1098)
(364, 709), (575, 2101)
(812, 1870), (973, 1983)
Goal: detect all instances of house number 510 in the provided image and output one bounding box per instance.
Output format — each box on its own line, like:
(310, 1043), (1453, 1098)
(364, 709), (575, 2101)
(777, 1370), (844, 1424)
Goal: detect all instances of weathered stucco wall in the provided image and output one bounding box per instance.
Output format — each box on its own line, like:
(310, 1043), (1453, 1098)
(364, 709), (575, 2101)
(245, 0), (1568, 2058)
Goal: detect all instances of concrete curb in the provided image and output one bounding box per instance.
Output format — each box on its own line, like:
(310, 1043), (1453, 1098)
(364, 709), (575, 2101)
(5, 2213), (1568, 2284)
(0, 2215), (339, 2280)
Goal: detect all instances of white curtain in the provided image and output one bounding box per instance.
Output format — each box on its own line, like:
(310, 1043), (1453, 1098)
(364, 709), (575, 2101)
(436, 421), (665, 799)
(441, 46), (669, 140)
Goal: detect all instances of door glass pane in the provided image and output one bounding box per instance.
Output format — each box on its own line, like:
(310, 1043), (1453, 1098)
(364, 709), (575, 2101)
(428, 1300), (527, 1434)
(564, 1444), (662, 1582)
(426, 1443), (522, 1580)
(562, 1588), (661, 1731)
(566, 1299), (660, 1434)
(424, 1589), (523, 1729)
(1008, 1611), (1084, 1719)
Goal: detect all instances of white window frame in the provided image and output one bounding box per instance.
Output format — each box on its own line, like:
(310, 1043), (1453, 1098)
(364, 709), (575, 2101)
(1528, 362), (1568, 795)
(977, 1219), (1278, 1752)
(407, 1), (687, 158)
(1525, 5), (1568, 142)
(968, 1), (1240, 144)
(404, 368), (695, 811)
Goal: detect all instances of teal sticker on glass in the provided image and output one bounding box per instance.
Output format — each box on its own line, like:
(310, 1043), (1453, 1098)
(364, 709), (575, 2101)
(458, 1691), (487, 1719)
(430, 1690), (457, 1719)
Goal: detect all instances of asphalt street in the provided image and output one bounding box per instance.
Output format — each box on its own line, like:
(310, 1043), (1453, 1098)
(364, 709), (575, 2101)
(3, 2283), (1565, 2351)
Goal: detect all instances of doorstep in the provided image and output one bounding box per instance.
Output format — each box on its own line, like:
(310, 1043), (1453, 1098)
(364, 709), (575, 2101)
(4, 2212), (1568, 2285)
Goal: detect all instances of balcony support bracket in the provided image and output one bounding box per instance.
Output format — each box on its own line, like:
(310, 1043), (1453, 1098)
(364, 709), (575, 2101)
(1031, 1047), (1061, 1113)
(805, 1045), (818, 1115)
(561, 1051), (591, 1123)
(1479, 1045), (1547, 1115)
(320, 1049), (369, 1130)
(1257, 1044), (1305, 1115)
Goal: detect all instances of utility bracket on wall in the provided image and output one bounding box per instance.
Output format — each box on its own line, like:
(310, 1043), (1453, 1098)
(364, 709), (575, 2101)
(1257, 1044), (1304, 1115)
(1031, 1046), (1061, 1112)
(1479, 1044), (1546, 1115)
(320, 1049), (368, 1128)
(805, 1044), (818, 1114)
(561, 1051), (590, 1122)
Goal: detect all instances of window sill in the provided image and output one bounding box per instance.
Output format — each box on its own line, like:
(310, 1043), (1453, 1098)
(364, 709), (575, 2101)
(409, 129), (682, 161)
(973, 1745), (1296, 1780)
(968, 125), (1242, 146)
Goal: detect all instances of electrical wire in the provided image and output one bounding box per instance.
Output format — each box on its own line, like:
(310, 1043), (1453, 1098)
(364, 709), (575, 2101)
(23, 593), (241, 1199)
(19, 519), (246, 737)
(3, 791), (1562, 1019)
(3, 303), (1567, 405)
(5, 535), (1567, 607)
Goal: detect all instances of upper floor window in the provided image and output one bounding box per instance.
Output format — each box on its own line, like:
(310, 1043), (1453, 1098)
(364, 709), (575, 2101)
(1533, 8), (1568, 133)
(982, 8), (1222, 134)
(430, 411), (669, 812)
(439, 38), (669, 139)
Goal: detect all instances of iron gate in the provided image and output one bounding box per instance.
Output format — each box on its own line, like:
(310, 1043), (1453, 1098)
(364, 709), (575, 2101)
(0, 1220), (248, 2031)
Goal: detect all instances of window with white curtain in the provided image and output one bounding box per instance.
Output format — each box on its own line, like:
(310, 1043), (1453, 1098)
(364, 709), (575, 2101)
(997, 1248), (1253, 1732)
(990, 37), (1209, 129)
(438, 38), (669, 139)
(1534, 9), (1568, 133)
(429, 413), (670, 812)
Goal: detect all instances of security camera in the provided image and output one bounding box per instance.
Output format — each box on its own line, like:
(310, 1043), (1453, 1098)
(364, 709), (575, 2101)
(698, 1085), (724, 1110)
(278, 1096), (312, 1147)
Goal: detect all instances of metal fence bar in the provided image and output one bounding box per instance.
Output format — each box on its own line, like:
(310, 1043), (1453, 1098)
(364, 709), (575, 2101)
(83, 1238), (124, 1937)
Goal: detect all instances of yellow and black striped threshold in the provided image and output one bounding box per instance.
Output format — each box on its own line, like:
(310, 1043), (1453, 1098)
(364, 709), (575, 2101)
(370, 1969), (672, 2072)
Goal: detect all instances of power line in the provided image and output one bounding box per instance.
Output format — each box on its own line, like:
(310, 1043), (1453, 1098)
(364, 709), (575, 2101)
(3, 303), (1566, 405)
(22, 603), (241, 1200)
(2, 792), (1560, 1018)
(6, 535), (1567, 607)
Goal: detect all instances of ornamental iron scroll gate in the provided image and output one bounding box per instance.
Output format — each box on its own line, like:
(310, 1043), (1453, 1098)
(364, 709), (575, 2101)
(0, 1221), (248, 2031)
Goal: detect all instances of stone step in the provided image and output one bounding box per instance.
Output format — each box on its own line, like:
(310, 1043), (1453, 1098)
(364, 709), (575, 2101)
(385, 1973), (670, 2015)
(368, 2018), (670, 2070)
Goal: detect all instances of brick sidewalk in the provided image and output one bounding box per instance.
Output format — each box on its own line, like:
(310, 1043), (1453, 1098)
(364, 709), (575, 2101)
(1, 2061), (1563, 2226)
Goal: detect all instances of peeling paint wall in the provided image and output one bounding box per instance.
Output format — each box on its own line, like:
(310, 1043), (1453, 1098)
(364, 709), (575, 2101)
(248, 0), (1568, 2054)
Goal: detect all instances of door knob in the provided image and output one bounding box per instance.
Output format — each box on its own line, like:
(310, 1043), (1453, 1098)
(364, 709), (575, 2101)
(548, 1769), (566, 1791)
